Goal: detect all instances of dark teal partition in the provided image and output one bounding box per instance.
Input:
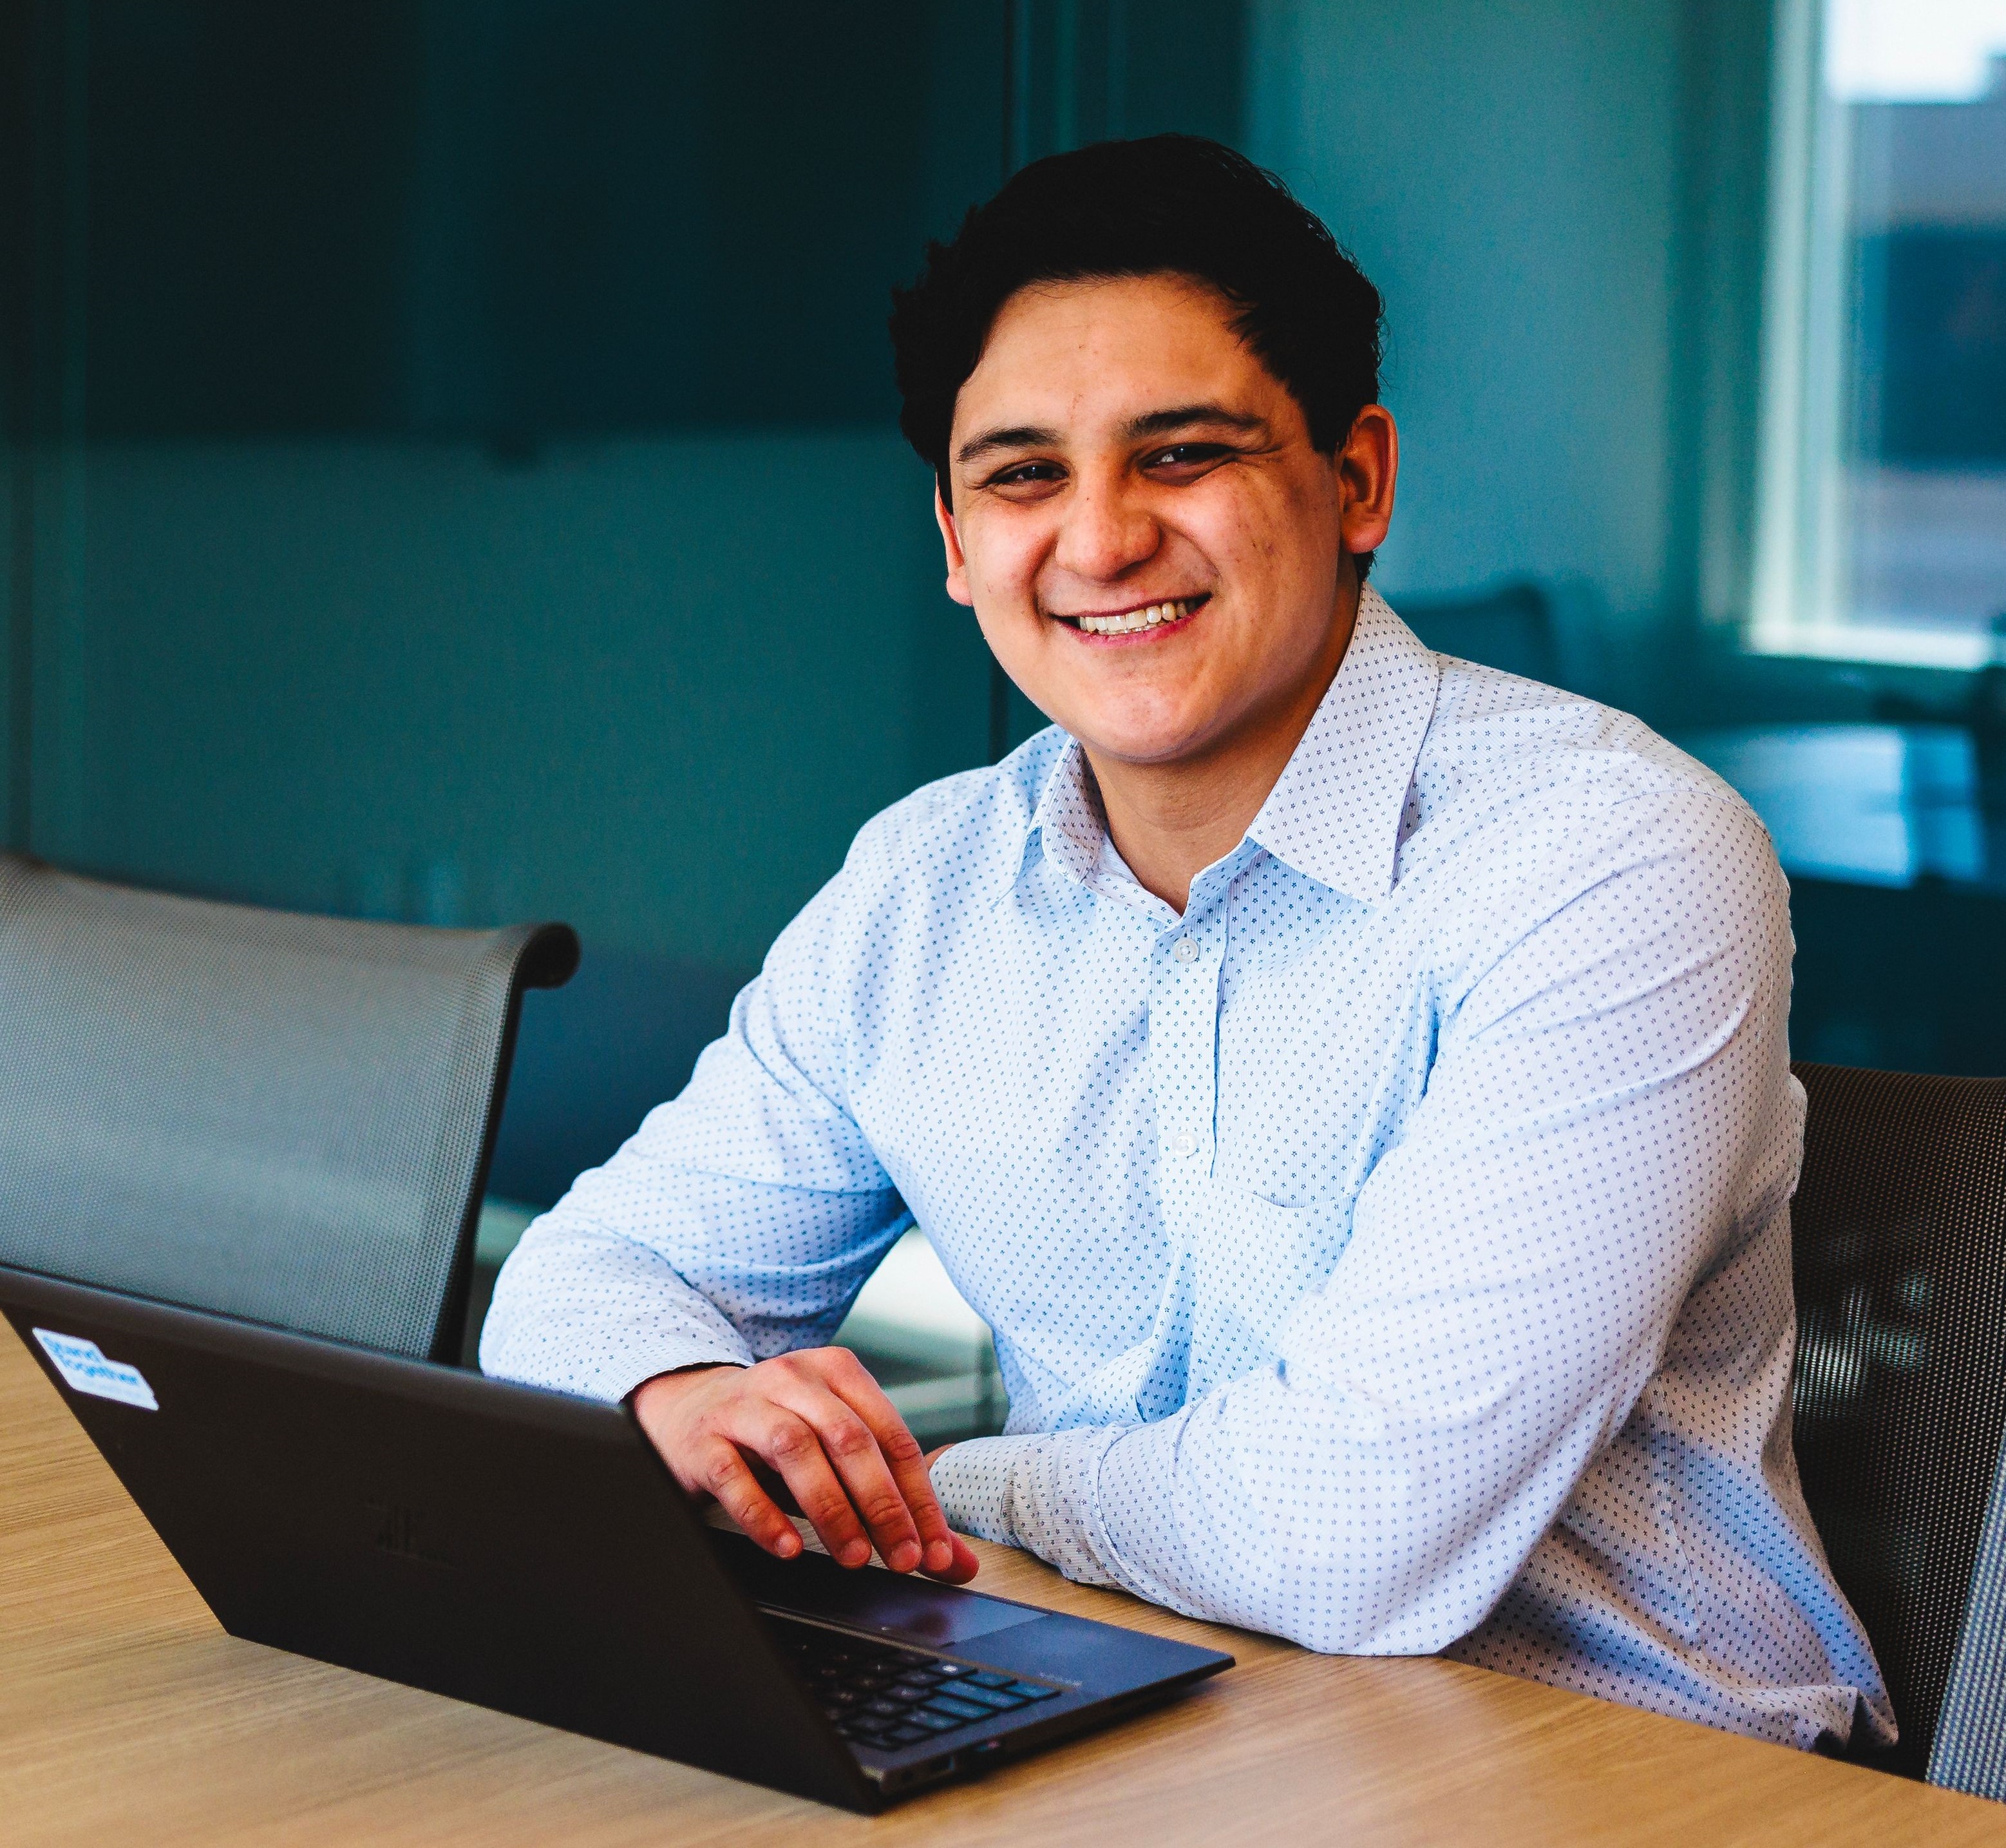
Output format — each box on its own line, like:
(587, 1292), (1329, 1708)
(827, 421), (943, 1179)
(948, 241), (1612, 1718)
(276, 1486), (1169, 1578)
(0, 3), (1252, 1199)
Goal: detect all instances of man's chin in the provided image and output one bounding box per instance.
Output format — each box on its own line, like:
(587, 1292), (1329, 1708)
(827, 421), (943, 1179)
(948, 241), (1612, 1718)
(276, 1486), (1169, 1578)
(1063, 710), (1238, 771)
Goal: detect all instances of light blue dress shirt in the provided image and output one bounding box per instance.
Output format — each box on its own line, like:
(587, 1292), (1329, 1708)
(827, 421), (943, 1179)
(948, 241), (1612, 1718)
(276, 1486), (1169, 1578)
(482, 588), (1893, 1751)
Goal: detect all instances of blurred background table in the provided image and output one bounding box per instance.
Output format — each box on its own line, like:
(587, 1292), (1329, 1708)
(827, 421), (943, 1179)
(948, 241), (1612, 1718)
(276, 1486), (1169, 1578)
(1678, 723), (2006, 1076)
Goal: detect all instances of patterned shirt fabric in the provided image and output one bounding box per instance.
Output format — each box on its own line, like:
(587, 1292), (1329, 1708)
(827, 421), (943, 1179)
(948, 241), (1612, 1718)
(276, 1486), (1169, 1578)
(480, 587), (1893, 1751)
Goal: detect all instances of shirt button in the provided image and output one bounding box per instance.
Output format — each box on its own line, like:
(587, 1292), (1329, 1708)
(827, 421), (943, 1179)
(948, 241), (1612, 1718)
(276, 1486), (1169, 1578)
(1173, 937), (1199, 964)
(1171, 1130), (1200, 1159)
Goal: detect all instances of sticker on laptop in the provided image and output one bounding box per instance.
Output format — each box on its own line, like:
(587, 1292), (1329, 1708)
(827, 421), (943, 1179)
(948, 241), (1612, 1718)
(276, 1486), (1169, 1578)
(32, 1329), (159, 1411)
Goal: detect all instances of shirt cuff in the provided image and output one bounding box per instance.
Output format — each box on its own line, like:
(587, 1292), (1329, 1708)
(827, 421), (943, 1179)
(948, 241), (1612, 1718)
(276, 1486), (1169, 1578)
(601, 1328), (756, 1402)
(930, 1427), (1134, 1589)
(486, 1308), (754, 1404)
(477, 1219), (758, 1402)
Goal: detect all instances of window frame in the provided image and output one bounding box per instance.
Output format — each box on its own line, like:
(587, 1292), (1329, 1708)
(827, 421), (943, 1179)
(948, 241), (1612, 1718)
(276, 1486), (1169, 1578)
(1748, 0), (2003, 671)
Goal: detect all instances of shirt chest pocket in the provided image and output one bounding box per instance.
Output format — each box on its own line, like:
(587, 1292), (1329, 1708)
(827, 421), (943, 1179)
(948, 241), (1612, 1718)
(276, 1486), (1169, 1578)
(1183, 1179), (1348, 1393)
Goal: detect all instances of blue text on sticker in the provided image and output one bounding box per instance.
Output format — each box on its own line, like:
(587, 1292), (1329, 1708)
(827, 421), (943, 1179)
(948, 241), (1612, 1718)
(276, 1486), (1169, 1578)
(32, 1328), (160, 1411)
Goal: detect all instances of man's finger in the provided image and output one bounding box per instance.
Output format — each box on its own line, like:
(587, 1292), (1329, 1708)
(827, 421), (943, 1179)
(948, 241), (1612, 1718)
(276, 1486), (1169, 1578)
(762, 1377), (925, 1571)
(927, 1532), (982, 1585)
(811, 1353), (970, 1579)
(743, 1404), (875, 1568)
(702, 1442), (804, 1560)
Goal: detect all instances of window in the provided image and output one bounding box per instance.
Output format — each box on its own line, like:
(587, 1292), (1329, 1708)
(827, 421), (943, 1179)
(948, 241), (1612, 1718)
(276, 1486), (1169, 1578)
(1752, 0), (2006, 668)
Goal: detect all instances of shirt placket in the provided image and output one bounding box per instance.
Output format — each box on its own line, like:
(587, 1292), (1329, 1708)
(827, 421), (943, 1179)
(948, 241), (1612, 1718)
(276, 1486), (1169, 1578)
(1148, 870), (1231, 1248)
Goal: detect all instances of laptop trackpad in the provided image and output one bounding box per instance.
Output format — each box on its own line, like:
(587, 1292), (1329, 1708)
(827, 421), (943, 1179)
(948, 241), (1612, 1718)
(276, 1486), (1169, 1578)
(715, 1532), (1045, 1648)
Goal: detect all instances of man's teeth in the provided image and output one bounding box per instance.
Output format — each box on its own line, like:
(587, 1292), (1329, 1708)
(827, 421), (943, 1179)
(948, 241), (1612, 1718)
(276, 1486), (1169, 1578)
(1075, 598), (1198, 635)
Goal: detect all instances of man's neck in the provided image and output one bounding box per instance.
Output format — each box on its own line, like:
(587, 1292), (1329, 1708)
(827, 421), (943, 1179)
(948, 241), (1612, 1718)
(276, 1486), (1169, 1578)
(1083, 589), (1359, 914)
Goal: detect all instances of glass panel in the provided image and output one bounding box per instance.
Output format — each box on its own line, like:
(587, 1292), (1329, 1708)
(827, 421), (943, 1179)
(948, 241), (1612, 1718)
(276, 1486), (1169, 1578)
(2, 0), (1250, 939)
(4, 1), (1005, 965)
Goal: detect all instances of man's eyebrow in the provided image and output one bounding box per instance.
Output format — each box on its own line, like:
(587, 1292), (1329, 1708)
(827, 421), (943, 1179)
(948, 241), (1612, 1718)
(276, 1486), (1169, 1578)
(1124, 403), (1269, 441)
(954, 424), (1061, 464)
(954, 404), (1269, 467)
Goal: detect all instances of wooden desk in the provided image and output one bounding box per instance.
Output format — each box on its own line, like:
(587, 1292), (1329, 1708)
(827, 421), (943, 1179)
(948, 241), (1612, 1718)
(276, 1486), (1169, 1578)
(4, 1337), (2000, 1847)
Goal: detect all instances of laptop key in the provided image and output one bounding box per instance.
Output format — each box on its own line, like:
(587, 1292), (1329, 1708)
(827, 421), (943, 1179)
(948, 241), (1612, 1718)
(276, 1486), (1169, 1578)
(769, 1617), (1055, 1748)
(952, 1683), (1028, 1711)
(923, 1694), (993, 1723)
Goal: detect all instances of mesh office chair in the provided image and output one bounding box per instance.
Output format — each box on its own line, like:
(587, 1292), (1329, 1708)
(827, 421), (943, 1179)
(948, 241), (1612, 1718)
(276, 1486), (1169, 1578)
(1789, 1062), (2006, 1793)
(0, 853), (578, 1362)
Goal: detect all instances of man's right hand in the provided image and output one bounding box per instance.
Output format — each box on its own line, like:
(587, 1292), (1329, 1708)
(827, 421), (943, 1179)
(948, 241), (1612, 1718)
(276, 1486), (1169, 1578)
(631, 1349), (979, 1583)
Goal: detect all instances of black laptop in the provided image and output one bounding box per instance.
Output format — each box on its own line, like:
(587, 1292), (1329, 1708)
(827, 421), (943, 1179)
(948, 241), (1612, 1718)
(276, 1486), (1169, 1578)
(1, 1263), (1230, 1811)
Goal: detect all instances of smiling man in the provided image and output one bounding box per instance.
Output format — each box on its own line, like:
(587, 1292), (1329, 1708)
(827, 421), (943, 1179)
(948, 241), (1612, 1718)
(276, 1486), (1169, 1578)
(481, 137), (1893, 1752)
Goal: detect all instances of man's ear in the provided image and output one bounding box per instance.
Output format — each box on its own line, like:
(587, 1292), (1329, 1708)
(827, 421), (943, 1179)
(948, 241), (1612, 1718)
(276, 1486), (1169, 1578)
(934, 482), (974, 608)
(1337, 406), (1398, 560)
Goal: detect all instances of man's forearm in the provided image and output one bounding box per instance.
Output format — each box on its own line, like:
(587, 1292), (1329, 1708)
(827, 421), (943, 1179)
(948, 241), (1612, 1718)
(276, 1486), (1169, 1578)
(478, 1212), (757, 1400)
(927, 1329), (1660, 1657)
(929, 1424), (1142, 1595)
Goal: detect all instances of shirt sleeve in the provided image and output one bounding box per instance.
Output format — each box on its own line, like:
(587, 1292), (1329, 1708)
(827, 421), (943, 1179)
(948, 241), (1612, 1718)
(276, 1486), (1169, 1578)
(477, 861), (910, 1403)
(930, 790), (1803, 1654)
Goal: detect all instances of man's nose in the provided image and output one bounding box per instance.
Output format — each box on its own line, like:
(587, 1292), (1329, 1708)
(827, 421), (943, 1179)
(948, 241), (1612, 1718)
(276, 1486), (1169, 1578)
(1052, 476), (1160, 582)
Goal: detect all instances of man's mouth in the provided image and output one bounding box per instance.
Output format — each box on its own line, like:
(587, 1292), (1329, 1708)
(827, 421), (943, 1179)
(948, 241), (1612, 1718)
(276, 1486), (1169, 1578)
(1051, 594), (1209, 637)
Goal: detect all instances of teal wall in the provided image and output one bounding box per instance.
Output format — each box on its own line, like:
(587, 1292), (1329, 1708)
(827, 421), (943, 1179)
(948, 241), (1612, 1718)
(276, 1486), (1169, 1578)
(57, 432), (985, 965)
(1253, 1), (1681, 611)
(1246, 0), (1770, 721)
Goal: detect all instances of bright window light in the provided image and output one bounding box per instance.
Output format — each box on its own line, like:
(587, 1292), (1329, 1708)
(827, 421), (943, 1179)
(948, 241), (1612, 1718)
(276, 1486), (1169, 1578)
(1826, 0), (2006, 103)
(1751, 0), (2006, 669)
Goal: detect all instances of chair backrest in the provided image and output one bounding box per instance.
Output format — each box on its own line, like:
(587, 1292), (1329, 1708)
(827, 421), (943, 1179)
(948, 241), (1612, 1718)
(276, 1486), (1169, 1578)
(1394, 579), (1560, 685)
(1934, 1443), (2006, 1796)
(1790, 1061), (2006, 1782)
(0, 853), (578, 1361)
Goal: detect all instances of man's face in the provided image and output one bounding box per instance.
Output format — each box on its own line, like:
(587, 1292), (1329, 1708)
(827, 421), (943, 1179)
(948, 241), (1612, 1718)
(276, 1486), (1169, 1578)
(937, 272), (1392, 770)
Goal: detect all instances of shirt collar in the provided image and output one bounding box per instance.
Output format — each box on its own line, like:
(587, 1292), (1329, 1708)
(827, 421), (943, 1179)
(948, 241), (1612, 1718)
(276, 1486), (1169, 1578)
(1007, 584), (1441, 909)
(1016, 732), (1104, 894)
(1245, 585), (1441, 904)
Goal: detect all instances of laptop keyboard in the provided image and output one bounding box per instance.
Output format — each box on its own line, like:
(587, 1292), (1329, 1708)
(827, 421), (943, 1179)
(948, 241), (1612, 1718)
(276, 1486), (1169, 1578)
(770, 1616), (1064, 1751)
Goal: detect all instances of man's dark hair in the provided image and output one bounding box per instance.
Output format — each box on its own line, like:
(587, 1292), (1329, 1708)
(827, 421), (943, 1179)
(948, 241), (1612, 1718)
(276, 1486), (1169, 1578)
(889, 133), (1384, 574)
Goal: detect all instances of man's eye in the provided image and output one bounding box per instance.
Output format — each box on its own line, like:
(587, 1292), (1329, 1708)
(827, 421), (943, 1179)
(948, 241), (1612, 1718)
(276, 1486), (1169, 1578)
(1145, 443), (1232, 470)
(986, 460), (1066, 488)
